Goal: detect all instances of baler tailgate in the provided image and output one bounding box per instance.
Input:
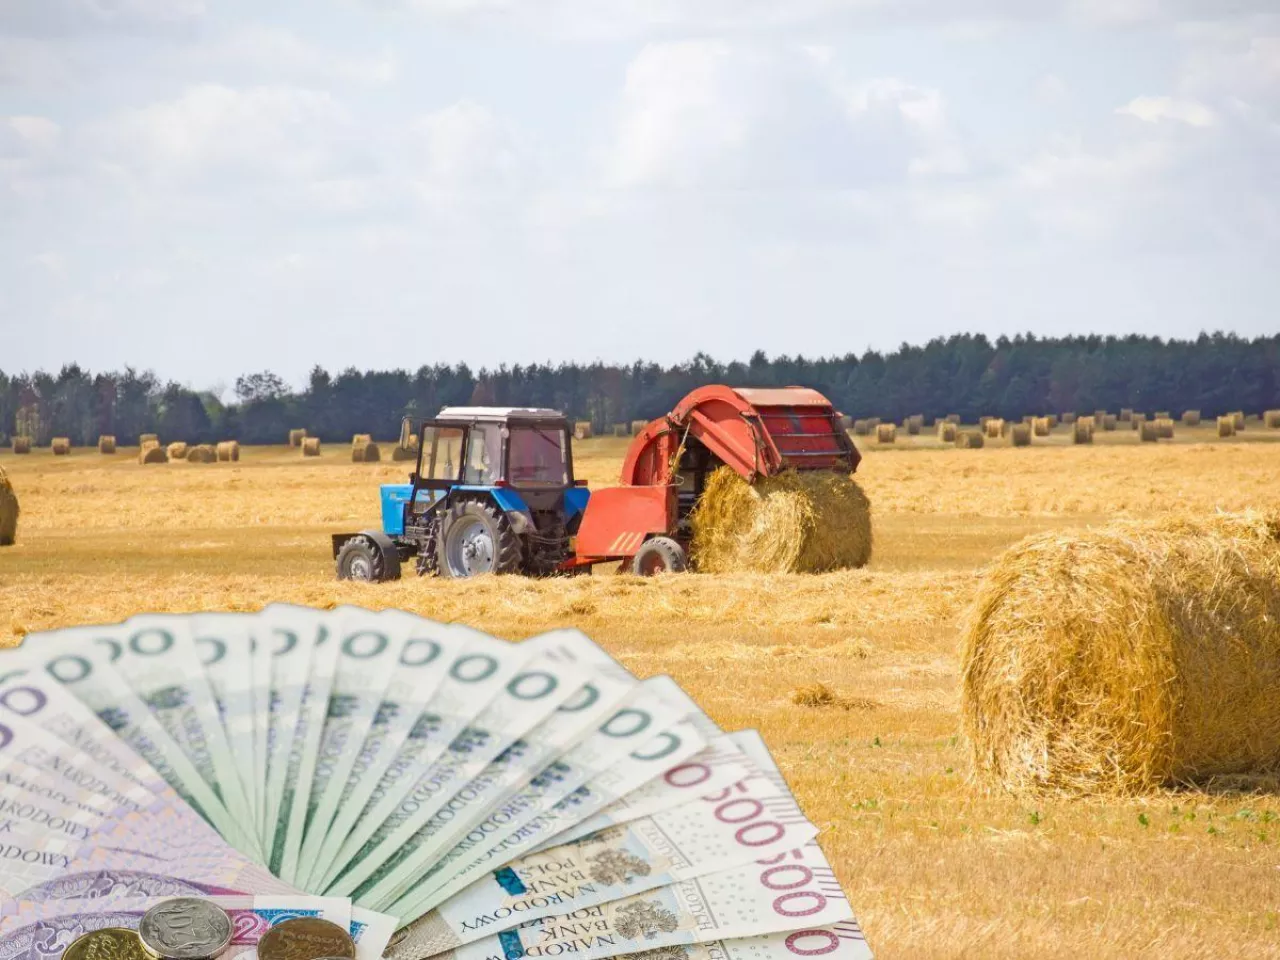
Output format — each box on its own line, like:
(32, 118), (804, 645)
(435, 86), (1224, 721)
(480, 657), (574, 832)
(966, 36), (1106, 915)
(756, 406), (852, 471)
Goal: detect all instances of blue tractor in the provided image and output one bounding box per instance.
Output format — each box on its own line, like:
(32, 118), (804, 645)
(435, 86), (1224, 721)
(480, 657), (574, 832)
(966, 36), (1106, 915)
(333, 407), (591, 581)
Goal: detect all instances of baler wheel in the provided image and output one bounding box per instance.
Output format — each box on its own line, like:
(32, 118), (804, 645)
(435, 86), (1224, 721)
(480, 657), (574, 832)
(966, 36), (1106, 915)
(439, 500), (523, 578)
(631, 536), (688, 576)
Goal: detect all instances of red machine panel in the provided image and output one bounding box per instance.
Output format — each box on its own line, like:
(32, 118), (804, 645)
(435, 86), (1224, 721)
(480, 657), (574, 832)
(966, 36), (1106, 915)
(574, 484), (678, 560)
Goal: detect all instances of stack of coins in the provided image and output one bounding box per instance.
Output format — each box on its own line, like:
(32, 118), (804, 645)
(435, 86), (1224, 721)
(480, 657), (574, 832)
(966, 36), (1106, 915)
(61, 901), (355, 960)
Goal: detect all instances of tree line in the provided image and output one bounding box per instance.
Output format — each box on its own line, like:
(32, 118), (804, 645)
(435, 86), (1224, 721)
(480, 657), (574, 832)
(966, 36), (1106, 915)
(3, 333), (1278, 446)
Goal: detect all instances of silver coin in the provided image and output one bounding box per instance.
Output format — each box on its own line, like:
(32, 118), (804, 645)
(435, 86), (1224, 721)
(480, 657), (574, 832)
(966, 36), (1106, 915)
(138, 898), (234, 960)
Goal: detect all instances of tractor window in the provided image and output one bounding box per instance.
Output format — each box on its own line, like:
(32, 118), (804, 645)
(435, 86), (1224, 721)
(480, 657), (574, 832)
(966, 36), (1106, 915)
(423, 426), (465, 482)
(507, 426), (569, 487)
(464, 425), (501, 485)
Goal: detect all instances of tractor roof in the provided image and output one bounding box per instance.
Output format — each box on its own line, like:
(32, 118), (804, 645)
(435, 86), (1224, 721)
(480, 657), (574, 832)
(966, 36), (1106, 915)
(437, 406), (566, 422)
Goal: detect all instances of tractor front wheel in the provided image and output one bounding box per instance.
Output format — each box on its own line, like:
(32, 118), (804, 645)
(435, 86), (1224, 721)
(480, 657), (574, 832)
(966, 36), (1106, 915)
(336, 535), (401, 582)
(631, 536), (688, 576)
(439, 500), (523, 578)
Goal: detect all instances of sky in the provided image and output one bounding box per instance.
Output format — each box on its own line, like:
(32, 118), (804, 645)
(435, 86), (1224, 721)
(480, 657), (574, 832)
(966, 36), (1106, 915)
(2, 0), (1277, 390)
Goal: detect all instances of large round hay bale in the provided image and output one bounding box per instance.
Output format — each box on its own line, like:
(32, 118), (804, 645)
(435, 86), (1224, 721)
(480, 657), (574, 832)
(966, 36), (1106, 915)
(51, 437), (71, 455)
(216, 441), (240, 462)
(1217, 416), (1236, 438)
(0, 465), (18, 547)
(876, 423), (896, 443)
(573, 422), (593, 440)
(1009, 423), (1032, 447)
(1182, 410), (1201, 426)
(167, 442), (189, 460)
(186, 444), (217, 463)
(984, 418), (1004, 439)
(1155, 417), (1175, 440)
(139, 433), (158, 447)
(98, 435), (117, 454)
(1265, 410), (1280, 429)
(962, 513), (1280, 795)
(1139, 421), (1158, 442)
(1032, 417), (1051, 437)
(139, 444), (168, 465)
(12, 437), (31, 455)
(288, 428), (307, 447)
(689, 467), (872, 574)
(936, 422), (958, 443)
(852, 420), (870, 436)
(301, 437), (321, 457)
(956, 430), (984, 449)
(352, 441), (381, 463)
(1072, 420), (1093, 444)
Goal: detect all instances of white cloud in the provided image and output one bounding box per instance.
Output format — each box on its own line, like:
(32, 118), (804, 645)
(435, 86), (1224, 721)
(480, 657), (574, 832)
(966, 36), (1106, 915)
(411, 100), (528, 188)
(209, 26), (398, 86)
(1119, 95), (1216, 126)
(0, 0), (205, 37)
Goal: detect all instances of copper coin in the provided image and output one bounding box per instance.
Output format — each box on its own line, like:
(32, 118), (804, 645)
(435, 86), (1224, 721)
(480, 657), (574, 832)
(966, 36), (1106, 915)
(258, 918), (356, 960)
(64, 929), (154, 960)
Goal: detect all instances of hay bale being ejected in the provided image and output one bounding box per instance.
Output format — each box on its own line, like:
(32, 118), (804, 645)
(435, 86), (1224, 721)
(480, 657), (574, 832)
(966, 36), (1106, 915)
(352, 441), (381, 463)
(0, 465), (18, 546)
(216, 441), (240, 462)
(98, 435), (116, 454)
(12, 437), (31, 455)
(167, 442), (189, 460)
(689, 467), (872, 574)
(937, 422), (958, 443)
(1217, 416), (1236, 438)
(139, 445), (168, 465)
(186, 445), (217, 463)
(288, 429), (307, 448)
(51, 438), (71, 455)
(301, 437), (321, 457)
(961, 513), (1280, 795)
(1010, 423), (1032, 447)
(876, 423), (896, 443)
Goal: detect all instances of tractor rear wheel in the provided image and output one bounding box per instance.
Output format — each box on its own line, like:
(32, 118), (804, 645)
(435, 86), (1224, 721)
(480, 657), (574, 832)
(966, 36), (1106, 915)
(439, 500), (523, 578)
(337, 535), (401, 582)
(631, 536), (688, 576)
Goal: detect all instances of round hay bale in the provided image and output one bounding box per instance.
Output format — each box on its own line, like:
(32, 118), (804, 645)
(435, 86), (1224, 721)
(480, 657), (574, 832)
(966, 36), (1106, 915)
(984, 419), (1004, 439)
(978, 416), (991, 429)
(139, 444), (168, 465)
(139, 433), (158, 447)
(216, 441), (240, 462)
(906, 416), (922, 436)
(391, 443), (418, 462)
(1092, 409), (1106, 422)
(288, 428), (307, 448)
(167, 442), (189, 460)
(1217, 416), (1236, 438)
(936, 422), (958, 443)
(852, 420), (870, 437)
(1101, 414), (1117, 431)
(1154, 411), (1171, 421)
(186, 444), (217, 464)
(1155, 417), (1175, 440)
(352, 441), (381, 463)
(1140, 421), (1158, 442)
(1010, 423), (1032, 447)
(1131, 412), (1147, 431)
(1076, 416), (1096, 433)
(876, 423), (896, 443)
(0, 465), (18, 547)
(12, 437), (31, 455)
(1230, 411), (1245, 430)
(98, 435), (117, 454)
(353, 434), (373, 445)
(1182, 410), (1201, 426)
(573, 422), (593, 440)
(1119, 408), (1133, 422)
(1061, 412), (1076, 425)
(961, 513), (1280, 795)
(689, 467), (872, 574)
(51, 438), (71, 456)
(956, 430), (984, 449)
(1264, 410), (1280, 429)
(1045, 415), (1058, 429)
(301, 437), (321, 457)
(866, 417), (881, 430)
(1072, 421), (1093, 444)
(630, 420), (649, 436)
(944, 414), (960, 425)
(1032, 417), (1051, 437)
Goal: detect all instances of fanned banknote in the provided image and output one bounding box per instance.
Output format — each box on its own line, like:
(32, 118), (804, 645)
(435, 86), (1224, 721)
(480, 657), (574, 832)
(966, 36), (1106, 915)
(0, 606), (871, 960)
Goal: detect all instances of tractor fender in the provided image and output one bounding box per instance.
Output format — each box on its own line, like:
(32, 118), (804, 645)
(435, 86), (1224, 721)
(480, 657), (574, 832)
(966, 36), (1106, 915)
(451, 485), (536, 535)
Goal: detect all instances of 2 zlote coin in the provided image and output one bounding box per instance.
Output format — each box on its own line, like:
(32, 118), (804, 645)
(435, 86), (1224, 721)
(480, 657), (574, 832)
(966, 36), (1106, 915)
(64, 928), (155, 960)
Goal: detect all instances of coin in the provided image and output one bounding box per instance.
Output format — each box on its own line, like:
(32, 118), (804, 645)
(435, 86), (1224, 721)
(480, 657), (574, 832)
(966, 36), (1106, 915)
(64, 928), (154, 960)
(138, 898), (234, 960)
(257, 918), (356, 960)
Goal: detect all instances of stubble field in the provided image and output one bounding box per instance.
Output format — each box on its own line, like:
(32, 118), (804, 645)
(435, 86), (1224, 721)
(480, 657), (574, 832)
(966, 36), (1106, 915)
(2, 425), (1280, 959)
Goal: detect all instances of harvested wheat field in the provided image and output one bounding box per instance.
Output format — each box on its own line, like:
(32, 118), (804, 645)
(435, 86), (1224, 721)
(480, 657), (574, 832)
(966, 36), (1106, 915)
(2, 431), (1280, 959)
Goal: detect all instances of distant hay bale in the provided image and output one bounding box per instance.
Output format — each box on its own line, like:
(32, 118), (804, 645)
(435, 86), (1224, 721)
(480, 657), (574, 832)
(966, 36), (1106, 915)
(1155, 411), (1171, 421)
(853, 420), (870, 436)
(167, 442), (189, 460)
(978, 416), (991, 428)
(186, 444), (217, 463)
(1155, 417), (1175, 440)
(0, 465), (17, 547)
(216, 441), (240, 462)
(1061, 412), (1076, 425)
(1120, 408), (1133, 422)
(1010, 423), (1032, 447)
(936, 421), (958, 443)
(613, 423), (629, 438)
(1072, 420), (1093, 444)
(944, 414), (961, 425)
(1182, 410), (1201, 426)
(301, 437), (321, 457)
(1140, 421), (1158, 443)
(961, 513), (1280, 795)
(906, 415), (922, 435)
(956, 430), (984, 449)
(631, 420), (649, 436)
(1230, 411), (1245, 430)
(1266, 410), (1280, 429)
(51, 438), (71, 455)
(1101, 414), (1118, 431)
(876, 423), (896, 443)
(288, 428), (307, 448)
(983, 419), (1004, 439)
(838, 413), (852, 429)
(353, 434), (372, 445)
(1217, 416), (1236, 438)
(1131, 413), (1147, 430)
(1032, 417), (1051, 437)
(139, 444), (168, 465)
(1076, 415), (1096, 432)
(391, 437), (419, 462)
(98, 435), (116, 454)
(352, 440), (381, 463)
(139, 433), (158, 447)
(1045, 415), (1058, 429)
(12, 437), (31, 455)
(573, 422), (593, 440)
(689, 467), (872, 574)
